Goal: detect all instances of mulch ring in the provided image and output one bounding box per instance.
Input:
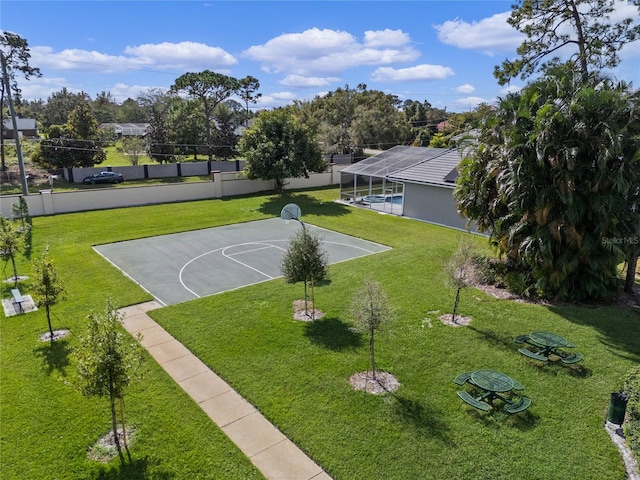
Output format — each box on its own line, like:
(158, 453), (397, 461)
(349, 371), (400, 394)
(38, 329), (70, 342)
(87, 427), (136, 463)
(292, 299), (325, 321)
(438, 313), (472, 327)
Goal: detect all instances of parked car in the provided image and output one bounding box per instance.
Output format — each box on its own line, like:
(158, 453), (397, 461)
(82, 172), (124, 184)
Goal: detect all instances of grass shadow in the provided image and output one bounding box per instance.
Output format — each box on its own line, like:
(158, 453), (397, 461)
(390, 393), (454, 444)
(467, 325), (518, 352)
(95, 456), (174, 479)
(520, 357), (592, 379)
(303, 316), (362, 351)
(547, 304), (640, 360)
(258, 192), (351, 218)
(33, 338), (72, 376)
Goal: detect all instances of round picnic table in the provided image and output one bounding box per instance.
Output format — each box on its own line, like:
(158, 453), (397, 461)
(529, 331), (568, 348)
(470, 369), (514, 393)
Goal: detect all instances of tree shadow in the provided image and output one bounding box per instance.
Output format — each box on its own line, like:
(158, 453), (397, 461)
(95, 456), (174, 479)
(33, 338), (72, 376)
(303, 316), (362, 351)
(258, 192), (352, 218)
(467, 325), (518, 352)
(389, 393), (454, 444)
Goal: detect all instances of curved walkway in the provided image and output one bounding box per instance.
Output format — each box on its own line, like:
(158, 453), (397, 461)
(119, 301), (332, 480)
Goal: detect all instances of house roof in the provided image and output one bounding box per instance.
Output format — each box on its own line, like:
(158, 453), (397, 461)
(2, 117), (37, 130)
(101, 123), (149, 135)
(342, 145), (461, 187)
(388, 149), (460, 187)
(341, 145), (450, 178)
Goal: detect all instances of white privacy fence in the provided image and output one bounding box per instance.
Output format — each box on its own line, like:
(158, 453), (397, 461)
(1, 164), (346, 218)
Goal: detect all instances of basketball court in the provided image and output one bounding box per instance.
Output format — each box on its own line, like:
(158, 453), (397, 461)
(94, 217), (391, 306)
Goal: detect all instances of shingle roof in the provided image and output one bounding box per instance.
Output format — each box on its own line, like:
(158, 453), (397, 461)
(2, 117), (36, 130)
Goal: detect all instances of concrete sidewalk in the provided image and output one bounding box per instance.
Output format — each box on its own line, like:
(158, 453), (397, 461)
(119, 301), (332, 480)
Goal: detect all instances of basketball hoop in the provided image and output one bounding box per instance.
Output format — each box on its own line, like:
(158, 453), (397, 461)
(280, 203), (304, 229)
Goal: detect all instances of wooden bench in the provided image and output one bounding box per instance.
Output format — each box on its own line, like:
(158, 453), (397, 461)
(504, 396), (531, 414)
(457, 391), (490, 411)
(11, 288), (24, 313)
(518, 348), (548, 362)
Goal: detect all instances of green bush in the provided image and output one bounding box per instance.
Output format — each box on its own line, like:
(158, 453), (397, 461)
(624, 366), (640, 457)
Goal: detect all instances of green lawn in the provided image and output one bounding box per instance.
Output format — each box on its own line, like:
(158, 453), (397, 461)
(1, 187), (638, 479)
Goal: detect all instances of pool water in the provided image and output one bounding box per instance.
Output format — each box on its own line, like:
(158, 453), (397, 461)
(362, 194), (403, 205)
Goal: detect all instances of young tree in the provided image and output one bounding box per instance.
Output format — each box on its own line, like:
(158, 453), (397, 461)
(280, 226), (329, 318)
(75, 299), (144, 461)
(121, 136), (145, 165)
(31, 246), (65, 342)
(0, 217), (24, 286)
(495, 0), (640, 85)
(444, 237), (477, 324)
(239, 109), (326, 193)
(350, 278), (394, 381)
(11, 196), (30, 230)
(171, 71), (240, 162)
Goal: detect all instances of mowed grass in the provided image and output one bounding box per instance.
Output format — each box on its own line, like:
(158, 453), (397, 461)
(1, 187), (638, 479)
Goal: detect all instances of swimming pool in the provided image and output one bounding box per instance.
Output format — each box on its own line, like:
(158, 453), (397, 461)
(362, 194), (403, 205)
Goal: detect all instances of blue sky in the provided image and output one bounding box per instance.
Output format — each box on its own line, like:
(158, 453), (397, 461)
(2, 0), (639, 113)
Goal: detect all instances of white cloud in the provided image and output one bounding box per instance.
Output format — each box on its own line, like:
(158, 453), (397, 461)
(499, 85), (521, 95)
(455, 96), (489, 109)
(456, 83), (475, 94)
(280, 75), (341, 87)
(435, 12), (523, 55)
(363, 29), (411, 48)
(20, 76), (74, 101)
(243, 27), (420, 75)
(370, 64), (454, 82)
(125, 41), (237, 70)
(256, 91), (300, 108)
(29, 41), (236, 74)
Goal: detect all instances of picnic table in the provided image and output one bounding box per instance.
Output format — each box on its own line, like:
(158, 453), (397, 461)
(11, 288), (24, 314)
(454, 369), (531, 413)
(515, 331), (583, 364)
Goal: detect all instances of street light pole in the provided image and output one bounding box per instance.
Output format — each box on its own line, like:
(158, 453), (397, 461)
(0, 51), (29, 196)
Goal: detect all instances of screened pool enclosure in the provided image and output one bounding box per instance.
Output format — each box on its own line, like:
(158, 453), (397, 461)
(339, 146), (452, 215)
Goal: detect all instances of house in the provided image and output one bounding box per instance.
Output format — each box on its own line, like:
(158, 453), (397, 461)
(339, 145), (476, 232)
(100, 123), (150, 137)
(1, 117), (38, 139)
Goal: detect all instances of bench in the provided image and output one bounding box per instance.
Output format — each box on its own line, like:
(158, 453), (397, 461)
(453, 372), (472, 386)
(518, 348), (548, 362)
(11, 288), (24, 313)
(561, 353), (583, 364)
(504, 396), (531, 414)
(457, 391), (490, 411)
(513, 334), (530, 344)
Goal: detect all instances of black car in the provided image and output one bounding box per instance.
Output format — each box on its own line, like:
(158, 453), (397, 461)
(82, 171), (125, 184)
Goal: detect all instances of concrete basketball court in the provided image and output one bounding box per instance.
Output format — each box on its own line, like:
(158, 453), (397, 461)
(95, 218), (391, 306)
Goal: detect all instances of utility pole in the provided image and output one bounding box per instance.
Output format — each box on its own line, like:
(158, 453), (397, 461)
(0, 51), (29, 195)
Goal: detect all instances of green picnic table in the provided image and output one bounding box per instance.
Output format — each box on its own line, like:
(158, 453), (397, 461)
(454, 369), (531, 414)
(515, 331), (583, 364)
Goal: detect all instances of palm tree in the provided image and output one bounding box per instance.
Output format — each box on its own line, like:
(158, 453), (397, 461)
(455, 67), (640, 301)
